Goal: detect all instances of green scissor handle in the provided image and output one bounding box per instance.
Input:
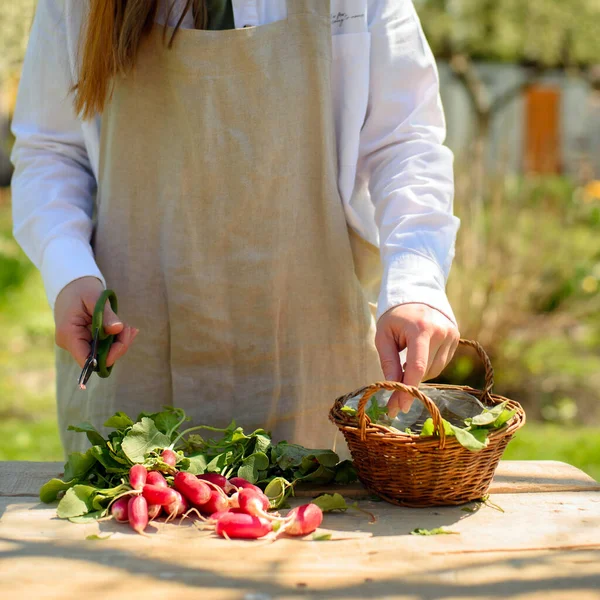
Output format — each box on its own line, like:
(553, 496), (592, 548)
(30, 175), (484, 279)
(92, 289), (118, 378)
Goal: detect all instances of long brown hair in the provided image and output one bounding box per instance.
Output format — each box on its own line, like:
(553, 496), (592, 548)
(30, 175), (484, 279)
(74, 0), (207, 119)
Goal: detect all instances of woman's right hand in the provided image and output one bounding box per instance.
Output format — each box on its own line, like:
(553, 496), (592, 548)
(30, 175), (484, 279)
(54, 277), (138, 369)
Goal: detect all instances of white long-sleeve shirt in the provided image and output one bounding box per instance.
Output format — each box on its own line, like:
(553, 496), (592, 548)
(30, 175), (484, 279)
(11, 0), (460, 325)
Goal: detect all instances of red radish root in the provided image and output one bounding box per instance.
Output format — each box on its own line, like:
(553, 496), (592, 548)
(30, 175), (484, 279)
(146, 471), (168, 487)
(198, 489), (229, 515)
(147, 504), (163, 520)
(174, 472), (211, 506)
(142, 484), (178, 507)
(161, 448), (178, 467)
(111, 496), (129, 522)
(228, 477), (263, 495)
(165, 490), (189, 519)
(237, 488), (272, 518)
(128, 495), (149, 534)
(129, 464), (147, 491)
(198, 473), (233, 493)
(282, 504), (323, 536)
(215, 513), (273, 539)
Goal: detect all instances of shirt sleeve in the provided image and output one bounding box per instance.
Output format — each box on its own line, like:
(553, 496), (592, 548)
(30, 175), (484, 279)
(360, 0), (460, 326)
(11, 0), (105, 310)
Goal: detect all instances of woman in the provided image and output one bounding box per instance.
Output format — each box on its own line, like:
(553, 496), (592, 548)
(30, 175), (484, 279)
(11, 0), (460, 454)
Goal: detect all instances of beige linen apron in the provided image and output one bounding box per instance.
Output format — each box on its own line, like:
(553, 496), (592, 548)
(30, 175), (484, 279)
(57, 0), (383, 455)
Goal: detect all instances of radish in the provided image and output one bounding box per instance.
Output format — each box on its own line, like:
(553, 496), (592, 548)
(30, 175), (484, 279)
(147, 504), (163, 520)
(146, 471), (168, 487)
(209, 509), (230, 522)
(165, 490), (189, 518)
(237, 488), (271, 516)
(198, 473), (234, 493)
(215, 512), (272, 539)
(229, 477), (263, 495)
(198, 489), (229, 515)
(161, 448), (178, 467)
(111, 496), (129, 522)
(142, 484), (178, 507)
(129, 464), (147, 491)
(209, 508), (246, 522)
(128, 495), (149, 534)
(283, 504), (323, 536)
(174, 471), (211, 506)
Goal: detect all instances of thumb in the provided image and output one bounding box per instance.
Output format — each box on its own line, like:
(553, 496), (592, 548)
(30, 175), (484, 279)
(102, 302), (124, 335)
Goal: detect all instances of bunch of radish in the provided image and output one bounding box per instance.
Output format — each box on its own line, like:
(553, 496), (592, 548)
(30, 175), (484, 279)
(110, 449), (323, 539)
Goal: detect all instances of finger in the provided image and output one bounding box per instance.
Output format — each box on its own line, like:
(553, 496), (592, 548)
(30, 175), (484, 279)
(375, 331), (403, 383)
(426, 337), (455, 381)
(375, 332), (405, 419)
(106, 326), (139, 367)
(396, 333), (431, 414)
(70, 330), (94, 369)
(102, 302), (124, 336)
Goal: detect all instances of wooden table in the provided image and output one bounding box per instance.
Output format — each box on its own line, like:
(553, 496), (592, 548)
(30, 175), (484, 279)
(1, 460), (599, 599)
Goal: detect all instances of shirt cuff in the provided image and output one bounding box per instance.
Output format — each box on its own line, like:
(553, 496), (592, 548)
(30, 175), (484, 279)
(40, 238), (106, 310)
(376, 252), (458, 327)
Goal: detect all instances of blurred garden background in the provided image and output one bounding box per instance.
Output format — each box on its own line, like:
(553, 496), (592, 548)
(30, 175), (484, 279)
(0, 1), (599, 478)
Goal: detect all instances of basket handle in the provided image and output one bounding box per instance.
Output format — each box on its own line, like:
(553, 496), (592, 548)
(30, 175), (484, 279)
(355, 339), (495, 447)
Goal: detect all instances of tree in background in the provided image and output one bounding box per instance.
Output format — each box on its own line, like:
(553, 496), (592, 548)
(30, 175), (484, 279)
(416, 0), (600, 174)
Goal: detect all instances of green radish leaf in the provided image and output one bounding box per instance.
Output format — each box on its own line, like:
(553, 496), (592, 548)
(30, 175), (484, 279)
(68, 422), (106, 447)
(313, 450), (340, 468)
(493, 408), (517, 429)
(273, 443), (312, 470)
(334, 460), (357, 484)
(121, 417), (171, 463)
(206, 451), (234, 473)
(366, 397), (388, 423)
(238, 452), (270, 483)
(449, 424), (488, 451)
(185, 454), (208, 475)
(64, 449), (97, 482)
(103, 412), (134, 430)
(154, 408), (187, 437)
(410, 528), (459, 536)
(265, 476), (294, 509)
(92, 494), (112, 512)
(420, 418), (454, 438)
(300, 455), (319, 475)
(470, 402), (507, 426)
(57, 485), (97, 519)
(312, 493), (348, 512)
(312, 533), (332, 541)
(253, 434), (271, 455)
(39, 478), (76, 503)
(86, 533), (113, 540)
(89, 445), (129, 473)
(340, 406), (357, 416)
(296, 465), (336, 485)
(71, 511), (105, 524)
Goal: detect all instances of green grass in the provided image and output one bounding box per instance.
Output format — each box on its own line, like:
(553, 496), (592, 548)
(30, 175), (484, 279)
(0, 192), (599, 482)
(503, 423), (600, 482)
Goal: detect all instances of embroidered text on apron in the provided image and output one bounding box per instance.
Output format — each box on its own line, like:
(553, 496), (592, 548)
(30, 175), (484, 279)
(57, 0), (383, 455)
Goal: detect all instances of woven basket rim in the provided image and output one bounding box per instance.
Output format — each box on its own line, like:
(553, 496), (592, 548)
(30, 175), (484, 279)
(329, 384), (526, 447)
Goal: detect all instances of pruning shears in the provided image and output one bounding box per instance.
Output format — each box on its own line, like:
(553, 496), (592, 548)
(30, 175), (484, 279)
(78, 289), (119, 390)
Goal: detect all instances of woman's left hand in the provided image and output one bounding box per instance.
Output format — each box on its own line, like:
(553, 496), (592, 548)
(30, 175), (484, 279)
(375, 303), (460, 418)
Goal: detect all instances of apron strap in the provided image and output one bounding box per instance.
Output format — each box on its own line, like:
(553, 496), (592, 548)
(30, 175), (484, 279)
(287, 0), (331, 18)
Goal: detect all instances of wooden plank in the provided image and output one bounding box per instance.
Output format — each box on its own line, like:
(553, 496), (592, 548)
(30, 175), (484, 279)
(0, 492), (599, 599)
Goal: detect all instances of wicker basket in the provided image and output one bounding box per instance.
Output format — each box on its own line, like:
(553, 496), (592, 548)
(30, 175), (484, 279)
(329, 339), (526, 507)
